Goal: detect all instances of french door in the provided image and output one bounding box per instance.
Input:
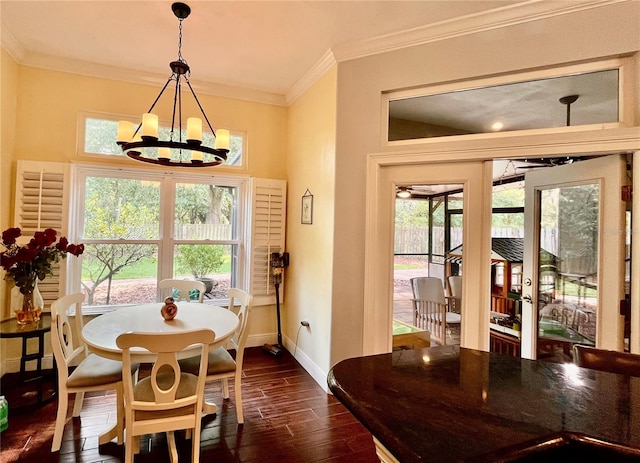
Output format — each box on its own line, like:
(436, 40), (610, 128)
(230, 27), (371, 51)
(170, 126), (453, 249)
(521, 155), (627, 359)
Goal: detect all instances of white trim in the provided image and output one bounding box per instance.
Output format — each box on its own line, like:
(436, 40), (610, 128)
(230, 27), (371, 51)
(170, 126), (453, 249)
(382, 57), (634, 146)
(283, 332), (329, 393)
(334, 0), (624, 62)
(364, 126), (640, 357)
(12, 52), (288, 107)
(3, 1), (621, 106)
(285, 50), (337, 105)
(631, 151), (640, 354)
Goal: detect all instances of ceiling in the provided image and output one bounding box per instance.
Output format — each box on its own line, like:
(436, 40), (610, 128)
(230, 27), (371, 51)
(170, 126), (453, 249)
(1, 0), (620, 187)
(1, 0), (521, 102)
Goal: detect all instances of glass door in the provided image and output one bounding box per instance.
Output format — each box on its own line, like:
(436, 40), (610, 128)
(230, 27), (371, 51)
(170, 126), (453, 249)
(521, 155), (627, 359)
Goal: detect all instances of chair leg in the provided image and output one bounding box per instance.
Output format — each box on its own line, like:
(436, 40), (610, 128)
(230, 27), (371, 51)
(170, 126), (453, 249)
(124, 425), (134, 463)
(193, 421), (203, 463)
(234, 371), (243, 424)
(51, 392), (68, 452)
(222, 377), (230, 399)
(167, 431), (179, 463)
(72, 391), (85, 417)
(115, 383), (125, 444)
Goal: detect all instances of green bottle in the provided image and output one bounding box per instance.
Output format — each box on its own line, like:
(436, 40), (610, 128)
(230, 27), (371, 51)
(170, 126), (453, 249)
(0, 395), (8, 432)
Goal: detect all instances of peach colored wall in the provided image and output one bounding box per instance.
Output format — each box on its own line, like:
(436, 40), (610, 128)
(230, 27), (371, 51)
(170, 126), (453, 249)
(284, 67), (336, 385)
(12, 66), (287, 178)
(1, 59), (288, 373)
(1, 49), (19, 374)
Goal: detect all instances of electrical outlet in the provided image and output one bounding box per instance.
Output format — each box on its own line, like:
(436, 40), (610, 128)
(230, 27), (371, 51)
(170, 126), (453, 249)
(300, 320), (310, 327)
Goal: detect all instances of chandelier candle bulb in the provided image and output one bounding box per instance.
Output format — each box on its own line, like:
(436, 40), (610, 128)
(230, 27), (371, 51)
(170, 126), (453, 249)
(117, 3), (228, 168)
(187, 117), (202, 143)
(214, 129), (230, 150)
(142, 113), (159, 139)
(117, 121), (134, 143)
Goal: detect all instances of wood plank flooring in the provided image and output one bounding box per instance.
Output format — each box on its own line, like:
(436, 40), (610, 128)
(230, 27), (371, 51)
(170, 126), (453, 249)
(1, 347), (379, 463)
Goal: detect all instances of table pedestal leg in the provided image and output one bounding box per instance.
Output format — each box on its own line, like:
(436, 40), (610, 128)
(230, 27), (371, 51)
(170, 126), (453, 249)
(98, 385), (124, 445)
(203, 400), (218, 415)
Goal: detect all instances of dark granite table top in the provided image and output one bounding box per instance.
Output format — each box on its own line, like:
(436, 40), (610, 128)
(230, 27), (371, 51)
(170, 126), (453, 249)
(328, 346), (640, 462)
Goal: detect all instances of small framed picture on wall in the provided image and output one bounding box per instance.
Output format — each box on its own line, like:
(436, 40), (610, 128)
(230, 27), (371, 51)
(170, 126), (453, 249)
(301, 189), (313, 224)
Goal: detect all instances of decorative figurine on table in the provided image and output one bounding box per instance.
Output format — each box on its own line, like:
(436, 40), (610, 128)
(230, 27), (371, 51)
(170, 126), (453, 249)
(161, 297), (178, 320)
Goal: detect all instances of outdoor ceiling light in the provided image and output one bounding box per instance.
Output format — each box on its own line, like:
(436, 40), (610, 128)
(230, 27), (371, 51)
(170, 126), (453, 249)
(397, 187), (411, 199)
(116, 2), (229, 168)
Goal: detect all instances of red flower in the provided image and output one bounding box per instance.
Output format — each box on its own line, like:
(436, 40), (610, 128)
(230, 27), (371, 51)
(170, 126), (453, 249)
(1, 227), (84, 293)
(55, 237), (69, 252)
(2, 227), (21, 246)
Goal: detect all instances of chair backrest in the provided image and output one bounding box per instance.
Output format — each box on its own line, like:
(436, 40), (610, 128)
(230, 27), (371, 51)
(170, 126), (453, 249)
(573, 345), (640, 377)
(158, 278), (206, 303)
(411, 277), (446, 305)
(51, 293), (87, 377)
(227, 288), (252, 352)
(117, 329), (215, 410)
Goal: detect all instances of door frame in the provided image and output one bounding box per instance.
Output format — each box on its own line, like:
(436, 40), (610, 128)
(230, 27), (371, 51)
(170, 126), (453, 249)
(522, 155), (626, 358)
(363, 127), (640, 356)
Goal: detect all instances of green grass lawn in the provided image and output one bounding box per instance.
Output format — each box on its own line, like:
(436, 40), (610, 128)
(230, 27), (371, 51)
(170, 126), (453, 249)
(83, 256), (232, 280)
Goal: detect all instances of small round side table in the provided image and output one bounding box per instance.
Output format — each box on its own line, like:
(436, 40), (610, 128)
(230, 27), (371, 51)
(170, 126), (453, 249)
(0, 313), (56, 408)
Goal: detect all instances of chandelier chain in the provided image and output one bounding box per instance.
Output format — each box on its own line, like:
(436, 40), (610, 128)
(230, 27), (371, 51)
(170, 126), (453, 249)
(177, 18), (185, 63)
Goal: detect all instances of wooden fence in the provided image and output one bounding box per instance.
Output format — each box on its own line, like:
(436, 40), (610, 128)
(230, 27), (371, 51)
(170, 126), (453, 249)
(395, 226), (559, 256)
(174, 224), (232, 240)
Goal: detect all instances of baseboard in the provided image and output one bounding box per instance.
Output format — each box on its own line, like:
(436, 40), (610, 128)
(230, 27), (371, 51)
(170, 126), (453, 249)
(283, 333), (329, 393)
(246, 332), (277, 348)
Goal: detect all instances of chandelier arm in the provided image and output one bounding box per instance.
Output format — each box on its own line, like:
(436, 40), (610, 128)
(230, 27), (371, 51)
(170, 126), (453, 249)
(119, 2), (228, 168)
(126, 152), (224, 168)
(185, 79), (217, 137)
(130, 76), (177, 139)
(169, 74), (182, 143)
(122, 140), (227, 158)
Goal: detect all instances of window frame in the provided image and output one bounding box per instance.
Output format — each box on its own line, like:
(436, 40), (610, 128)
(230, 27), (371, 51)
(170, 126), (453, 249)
(382, 57), (634, 146)
(77, 112), (248, 170)
(70, 163), (250, 310)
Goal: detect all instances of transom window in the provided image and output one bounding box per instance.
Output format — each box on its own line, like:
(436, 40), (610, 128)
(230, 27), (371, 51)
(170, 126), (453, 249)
(81, 115), (245, 167)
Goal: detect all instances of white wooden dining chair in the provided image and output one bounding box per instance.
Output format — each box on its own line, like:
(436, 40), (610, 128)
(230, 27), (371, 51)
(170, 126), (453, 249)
(158, 279), (206, 303)
(179, 288), (252, 424)
(411, 277), (461, 346)
(117, 328), (215, 463)
(50, 292), (139, 452)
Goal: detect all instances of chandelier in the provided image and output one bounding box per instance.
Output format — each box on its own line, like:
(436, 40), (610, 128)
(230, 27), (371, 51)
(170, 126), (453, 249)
(117, 2), (229, 167)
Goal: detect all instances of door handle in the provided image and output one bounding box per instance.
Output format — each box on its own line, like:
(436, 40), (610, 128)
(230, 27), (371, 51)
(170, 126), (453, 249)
(522, 294), (532, 304)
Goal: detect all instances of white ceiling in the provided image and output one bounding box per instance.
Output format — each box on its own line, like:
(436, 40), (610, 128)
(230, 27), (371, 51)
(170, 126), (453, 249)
(0, 0), (536, 103)
(1, 0), (620, 185)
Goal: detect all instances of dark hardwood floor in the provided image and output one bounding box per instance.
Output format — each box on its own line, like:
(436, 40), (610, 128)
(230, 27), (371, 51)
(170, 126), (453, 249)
(1, 347), (379, 463)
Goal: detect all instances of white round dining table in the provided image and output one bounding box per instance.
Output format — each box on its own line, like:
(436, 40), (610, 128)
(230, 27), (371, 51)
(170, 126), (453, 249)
(81, 301), (239, 446)
(82, 302), (239, 362)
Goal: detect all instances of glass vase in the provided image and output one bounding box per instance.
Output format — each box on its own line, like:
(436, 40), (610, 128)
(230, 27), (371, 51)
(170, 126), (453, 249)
(14, 283), (43, 325)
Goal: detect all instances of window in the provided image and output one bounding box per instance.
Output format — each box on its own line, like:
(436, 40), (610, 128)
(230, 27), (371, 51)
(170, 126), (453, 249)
(14, 161), (286, 310)
(80, 115), (246, 167)
(385, 58), (632, 143)
(74, 166), (246, 308)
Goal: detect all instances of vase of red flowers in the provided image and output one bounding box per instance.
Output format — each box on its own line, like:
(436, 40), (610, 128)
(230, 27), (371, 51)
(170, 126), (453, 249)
(1, 227), (84, 324)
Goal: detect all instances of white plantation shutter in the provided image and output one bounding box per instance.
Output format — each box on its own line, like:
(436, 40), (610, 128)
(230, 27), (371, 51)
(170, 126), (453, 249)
(14, 161), (71, 307)
(248, 178), (286, 306)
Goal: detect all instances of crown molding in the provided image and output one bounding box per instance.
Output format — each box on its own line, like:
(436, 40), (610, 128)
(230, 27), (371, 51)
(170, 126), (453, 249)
(2, 0), (625, 107)
(1, 21), (25, 62)
(285, 49), (337, 105)
(332, 0), (625, 62)
(3, 49), (288, 107)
